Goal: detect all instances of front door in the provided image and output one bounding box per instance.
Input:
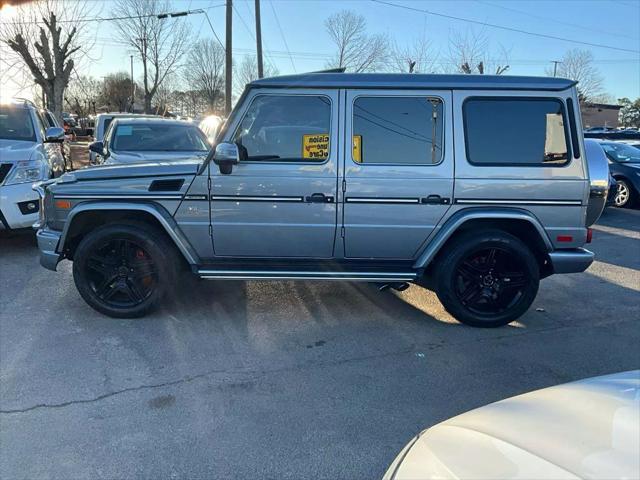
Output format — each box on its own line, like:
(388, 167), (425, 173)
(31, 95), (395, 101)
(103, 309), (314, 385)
(342, 90), (454, 259)
(210, 89), (339, 258)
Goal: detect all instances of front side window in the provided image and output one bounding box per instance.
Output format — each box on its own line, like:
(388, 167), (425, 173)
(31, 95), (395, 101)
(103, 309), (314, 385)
(464, 98), (570, 166)
(0, 107), (36, 142)
(111, 124), (209, 152)
(352, 96), (443, 165)
(234, 95), (331, 162)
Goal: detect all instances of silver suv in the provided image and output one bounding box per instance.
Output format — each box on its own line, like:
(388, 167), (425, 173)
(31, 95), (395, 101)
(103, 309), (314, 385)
(34, 73), (608, 327)
(0, 100), (66, 230)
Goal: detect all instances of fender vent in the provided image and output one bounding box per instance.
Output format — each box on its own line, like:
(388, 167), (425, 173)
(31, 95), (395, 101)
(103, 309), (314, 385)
(149, 179), (184, 192)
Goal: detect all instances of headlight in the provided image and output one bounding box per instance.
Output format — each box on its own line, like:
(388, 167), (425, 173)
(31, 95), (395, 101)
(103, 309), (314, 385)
(4, 161), (48, 185)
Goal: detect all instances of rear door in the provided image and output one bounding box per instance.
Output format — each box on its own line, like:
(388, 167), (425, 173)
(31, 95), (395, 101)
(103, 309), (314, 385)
(342, 89), (454, 259)
(210, 89), (339, 258)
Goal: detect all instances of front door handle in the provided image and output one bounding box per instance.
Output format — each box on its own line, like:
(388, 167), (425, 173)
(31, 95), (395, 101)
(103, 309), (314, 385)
(305, 193), (334, 203)
(421, 195), (450, 205)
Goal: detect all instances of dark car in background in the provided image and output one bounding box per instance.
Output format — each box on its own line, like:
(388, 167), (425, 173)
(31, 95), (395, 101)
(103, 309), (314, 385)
(599, 141), (640, 208)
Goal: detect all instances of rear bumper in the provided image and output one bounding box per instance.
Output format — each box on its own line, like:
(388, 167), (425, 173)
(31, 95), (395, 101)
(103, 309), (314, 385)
(549, 248), (594, 274)
(36, 228), (62, 271)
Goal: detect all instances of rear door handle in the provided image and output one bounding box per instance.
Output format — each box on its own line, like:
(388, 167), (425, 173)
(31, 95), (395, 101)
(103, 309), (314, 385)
(305, 193), (334, 203)
(421, 195), (450, 205)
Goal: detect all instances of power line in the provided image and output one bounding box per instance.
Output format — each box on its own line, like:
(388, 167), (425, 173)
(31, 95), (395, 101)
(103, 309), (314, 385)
(1, 4), (225, 26)
(268, 0), (296, 72)
(477, 0), (638, 40)
(371, 0), (640, 54)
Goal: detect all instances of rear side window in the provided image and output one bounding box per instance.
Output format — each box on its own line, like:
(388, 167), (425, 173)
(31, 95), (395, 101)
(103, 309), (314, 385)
(234, 95), (331, 162)
(352, 96), (443, 165)
(464, 98), (570, 166)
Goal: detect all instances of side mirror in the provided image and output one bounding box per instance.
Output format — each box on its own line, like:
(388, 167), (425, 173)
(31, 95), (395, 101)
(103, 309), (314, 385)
(213, 142), (239, 174)
(44, 126), (65, 143)
(89, 141), (105, 155)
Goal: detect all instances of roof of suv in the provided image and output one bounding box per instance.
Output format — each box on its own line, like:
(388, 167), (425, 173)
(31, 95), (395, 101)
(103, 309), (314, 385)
(250, 73), (576, 91)
(111, 117), (192, 126)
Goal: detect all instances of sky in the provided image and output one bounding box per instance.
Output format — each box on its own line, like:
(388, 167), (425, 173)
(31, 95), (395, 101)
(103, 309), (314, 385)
(1, 0), (639, 102)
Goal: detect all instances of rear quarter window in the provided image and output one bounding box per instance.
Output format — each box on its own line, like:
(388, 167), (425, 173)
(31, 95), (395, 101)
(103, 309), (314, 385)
(463, 97), (571, 167)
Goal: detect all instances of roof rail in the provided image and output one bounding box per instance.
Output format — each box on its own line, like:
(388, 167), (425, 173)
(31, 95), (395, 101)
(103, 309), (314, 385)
(309, 68), (346, 74)
(12, 97), (38, 108)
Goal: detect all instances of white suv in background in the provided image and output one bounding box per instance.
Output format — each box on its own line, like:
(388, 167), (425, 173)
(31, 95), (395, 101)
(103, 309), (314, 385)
(0, 100), (66, 230)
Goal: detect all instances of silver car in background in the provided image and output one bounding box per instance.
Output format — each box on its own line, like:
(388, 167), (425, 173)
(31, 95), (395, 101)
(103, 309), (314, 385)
(89, 113), (160, 164)
(89, 117), (210, 165)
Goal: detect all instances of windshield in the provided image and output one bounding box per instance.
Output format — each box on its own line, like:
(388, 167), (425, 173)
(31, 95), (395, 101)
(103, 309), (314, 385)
(111, 123), (209, 152)
(0, 107), (36, 142)
(601, 143), (640, 163)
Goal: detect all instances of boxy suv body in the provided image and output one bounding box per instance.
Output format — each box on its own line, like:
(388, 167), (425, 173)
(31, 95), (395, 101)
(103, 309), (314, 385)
(34, 74), (608, 327)
(0, 100), (66, 230)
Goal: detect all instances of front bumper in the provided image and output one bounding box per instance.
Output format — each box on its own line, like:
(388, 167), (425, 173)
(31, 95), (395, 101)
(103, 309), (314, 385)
(549, 248), (595, 274)
(0, 182), (40, 229)
(36, 228), (62, 271)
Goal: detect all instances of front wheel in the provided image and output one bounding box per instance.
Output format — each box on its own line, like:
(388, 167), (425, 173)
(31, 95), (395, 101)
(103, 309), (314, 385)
(433, 230), (540, 328)
(72, 223), (177, 318)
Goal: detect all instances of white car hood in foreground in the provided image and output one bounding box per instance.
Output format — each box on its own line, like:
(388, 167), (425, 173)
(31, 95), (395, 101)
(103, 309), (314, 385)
(385, 370), (640, 480)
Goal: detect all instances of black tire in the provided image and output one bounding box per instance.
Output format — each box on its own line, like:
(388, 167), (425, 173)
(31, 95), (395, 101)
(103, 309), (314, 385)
(433, 230), (540, 328)
(614, 179), (636, 208)
(72, 222), (178, 318)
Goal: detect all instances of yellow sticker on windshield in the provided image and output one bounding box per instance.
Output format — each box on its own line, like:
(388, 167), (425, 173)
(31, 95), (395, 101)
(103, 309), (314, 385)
(302, 134), (329, 160)
(352, 135), (362, 163)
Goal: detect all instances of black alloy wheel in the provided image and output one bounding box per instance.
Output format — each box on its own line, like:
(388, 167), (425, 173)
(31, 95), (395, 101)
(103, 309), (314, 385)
(73, 223), (178, 318)
(454, 247), (527, 316)
(85, 238), (157, 308)
(434, 230), (540, 328)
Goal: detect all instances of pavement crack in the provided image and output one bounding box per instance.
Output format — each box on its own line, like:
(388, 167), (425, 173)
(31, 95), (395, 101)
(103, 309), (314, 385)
(0, 346), (418, 415)
(0, 368), (229, 415)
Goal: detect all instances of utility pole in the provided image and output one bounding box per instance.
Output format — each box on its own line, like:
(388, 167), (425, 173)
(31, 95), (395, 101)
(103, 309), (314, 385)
(225, 0), (233, 115)
(255, 0), (264, 78)
(551, 60), (562, 77)
(130, 55), (134, 112)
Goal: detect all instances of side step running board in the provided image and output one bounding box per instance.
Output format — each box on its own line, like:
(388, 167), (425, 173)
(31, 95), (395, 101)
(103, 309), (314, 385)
(197, 269), (417, 282)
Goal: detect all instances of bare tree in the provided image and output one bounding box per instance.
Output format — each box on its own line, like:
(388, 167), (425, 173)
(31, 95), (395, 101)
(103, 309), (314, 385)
(184, 39), (225, 114)
(388, 38), (438, 73)
(324, 10), (388, 73)
(545, 49), (604, 103)
(66, 74), (101, 116)
(99, 73), (135, 112)
(447, 29), (509, 75)
(1, 0), (90, 121)
(234, 55), (278, 97)
(113, 0), (189, 113)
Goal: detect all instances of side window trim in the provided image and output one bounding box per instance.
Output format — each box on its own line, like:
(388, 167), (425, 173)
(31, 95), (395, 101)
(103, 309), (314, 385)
(231, 93), (334, 165)
(566, 98), (580, 159)
(462, 96), (573, 168)
(350, 94), (445, 166)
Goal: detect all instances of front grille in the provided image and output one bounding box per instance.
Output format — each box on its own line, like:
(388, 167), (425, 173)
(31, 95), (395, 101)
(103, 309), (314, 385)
(0, 163), (12, 184)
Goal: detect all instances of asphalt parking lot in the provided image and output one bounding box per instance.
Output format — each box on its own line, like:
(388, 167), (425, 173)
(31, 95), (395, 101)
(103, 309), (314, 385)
(1, 207), (639, 479)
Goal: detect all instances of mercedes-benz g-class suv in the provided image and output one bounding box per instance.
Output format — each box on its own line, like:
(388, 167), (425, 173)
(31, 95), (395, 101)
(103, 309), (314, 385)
(34, 73), (609, 327)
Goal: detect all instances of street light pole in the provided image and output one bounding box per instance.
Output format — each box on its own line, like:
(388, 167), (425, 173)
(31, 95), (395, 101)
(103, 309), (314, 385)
(130, 55), (134, 112)
(225, 0), (233, 115)
(551, 60), (562, 77)
(255, 0), (263, 79)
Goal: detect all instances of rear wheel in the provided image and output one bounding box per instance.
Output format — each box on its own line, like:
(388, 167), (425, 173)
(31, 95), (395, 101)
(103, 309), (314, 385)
(73, 223), (177, 318)
(434, 230), (540, 328)
(614, 179), (636, 208)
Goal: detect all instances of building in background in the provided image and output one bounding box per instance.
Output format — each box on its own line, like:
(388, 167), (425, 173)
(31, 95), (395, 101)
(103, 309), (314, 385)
(581, 103), (622, 129)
